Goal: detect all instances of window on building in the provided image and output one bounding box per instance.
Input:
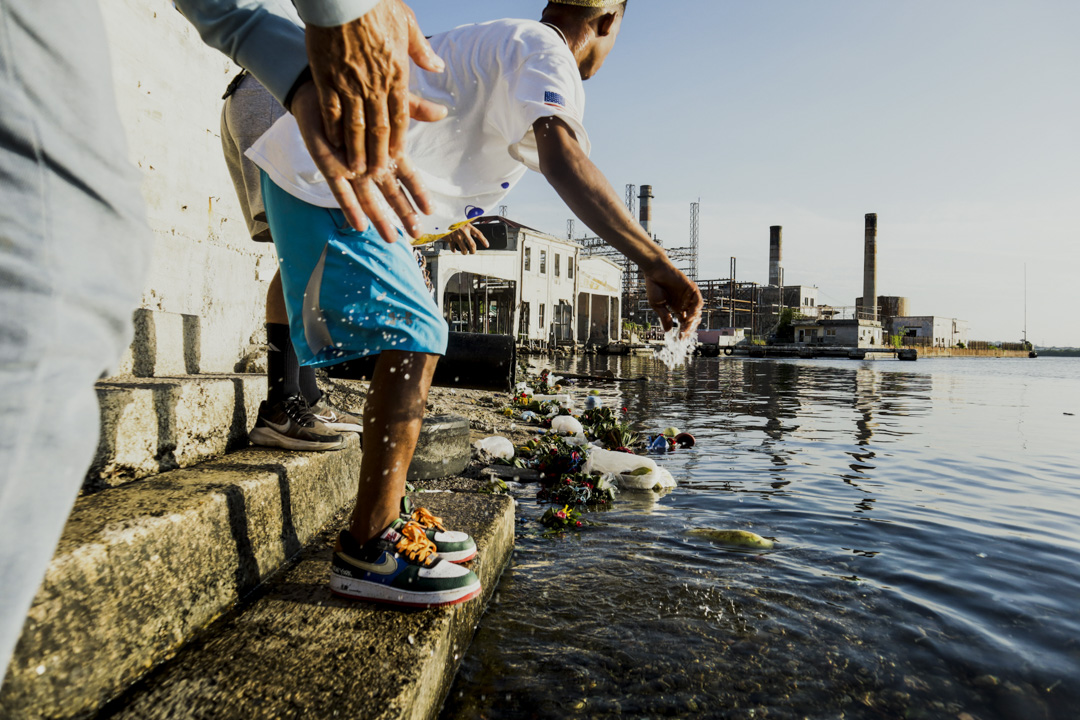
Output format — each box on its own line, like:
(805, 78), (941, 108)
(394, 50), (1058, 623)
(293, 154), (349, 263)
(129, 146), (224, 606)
(524, 246), (531, 272)
(539, 303), (545, 328)
(540, 250), (547, 274)
(568, 257), (574, 279)
(555, 253), (560, 277)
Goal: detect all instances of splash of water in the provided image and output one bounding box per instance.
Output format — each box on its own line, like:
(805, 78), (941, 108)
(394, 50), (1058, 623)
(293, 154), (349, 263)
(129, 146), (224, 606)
(655, 326), (699, 370)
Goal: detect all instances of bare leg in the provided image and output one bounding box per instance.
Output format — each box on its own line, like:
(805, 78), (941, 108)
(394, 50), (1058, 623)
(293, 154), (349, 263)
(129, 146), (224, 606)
(266, 268), (289, 325)
(346, 350), (439, 544)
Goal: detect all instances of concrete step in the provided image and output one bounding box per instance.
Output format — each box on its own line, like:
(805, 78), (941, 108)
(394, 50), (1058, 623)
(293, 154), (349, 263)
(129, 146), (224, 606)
(89, 373), (267, 490)
(89, 375), (468, 491)
(0, 438), (363, 720)
(98, 492), (515, 720)
(114, 308), (202, 378)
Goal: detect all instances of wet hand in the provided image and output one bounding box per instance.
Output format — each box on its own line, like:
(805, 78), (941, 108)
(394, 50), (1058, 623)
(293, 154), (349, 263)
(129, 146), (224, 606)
(644, 266), (703, 339)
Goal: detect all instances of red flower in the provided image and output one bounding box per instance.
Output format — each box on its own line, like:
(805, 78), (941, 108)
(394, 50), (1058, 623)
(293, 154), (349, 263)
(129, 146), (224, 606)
(575, 521), (582, 527)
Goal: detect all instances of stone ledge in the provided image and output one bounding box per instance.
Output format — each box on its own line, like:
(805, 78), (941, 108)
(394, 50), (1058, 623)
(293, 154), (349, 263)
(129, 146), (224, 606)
(92, 492), (516, 720)
(114, 308), (201, 378)
(0, 437), (362, 720)
(89, 374), (266, 490)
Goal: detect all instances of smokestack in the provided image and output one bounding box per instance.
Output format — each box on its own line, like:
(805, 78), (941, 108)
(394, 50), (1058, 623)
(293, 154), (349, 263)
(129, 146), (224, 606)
(638, 185), (654, 237)
(863, 213), (878, 320)
(769, 225), (782, 287)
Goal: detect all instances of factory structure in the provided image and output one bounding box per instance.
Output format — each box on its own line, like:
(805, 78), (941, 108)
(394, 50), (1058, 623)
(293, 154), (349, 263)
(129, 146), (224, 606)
(419, 182), (970, 351)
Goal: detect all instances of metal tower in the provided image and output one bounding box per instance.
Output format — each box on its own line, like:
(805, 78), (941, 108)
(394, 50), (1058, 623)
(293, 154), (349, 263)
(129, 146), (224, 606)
(567, 218), (575, 240)
(498, 205), (508, 217)
(624, 184), (636, 217)
(689, 201), (700, 282)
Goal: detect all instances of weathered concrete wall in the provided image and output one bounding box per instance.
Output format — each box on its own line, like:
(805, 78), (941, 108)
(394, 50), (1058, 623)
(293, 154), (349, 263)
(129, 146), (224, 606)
(101, 0), (277, 374)
(903, 347), (1028, 358)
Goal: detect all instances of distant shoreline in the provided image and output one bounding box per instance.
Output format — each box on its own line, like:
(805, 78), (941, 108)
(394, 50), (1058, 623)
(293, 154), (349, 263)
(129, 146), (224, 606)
(1036, 349), (1080, 357)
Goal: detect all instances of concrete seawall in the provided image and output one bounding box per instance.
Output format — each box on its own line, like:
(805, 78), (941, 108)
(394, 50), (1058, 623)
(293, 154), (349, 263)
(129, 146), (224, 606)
(901, 347), (1029, 358)
(100, 0), (274, 374)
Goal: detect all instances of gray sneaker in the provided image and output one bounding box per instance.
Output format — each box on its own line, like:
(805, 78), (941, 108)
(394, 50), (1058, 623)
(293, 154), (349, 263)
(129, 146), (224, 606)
(249, 395), (344, 451)
(310, 395), (362, 433)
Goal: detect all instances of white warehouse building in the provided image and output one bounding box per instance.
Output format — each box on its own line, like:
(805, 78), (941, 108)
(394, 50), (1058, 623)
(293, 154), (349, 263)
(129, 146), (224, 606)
(890, 316), (969, 347)
(420, 218), (622, 347)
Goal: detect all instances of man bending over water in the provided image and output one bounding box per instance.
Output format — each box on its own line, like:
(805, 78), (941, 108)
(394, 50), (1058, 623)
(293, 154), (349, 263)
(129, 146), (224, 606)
(245, 0), (703, 607)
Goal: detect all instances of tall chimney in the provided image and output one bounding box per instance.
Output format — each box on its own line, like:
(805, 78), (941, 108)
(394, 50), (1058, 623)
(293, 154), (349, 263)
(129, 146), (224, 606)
(769, 225), (782, 287)
(863, 213), (878, 320)
(638, 185), (654, 237)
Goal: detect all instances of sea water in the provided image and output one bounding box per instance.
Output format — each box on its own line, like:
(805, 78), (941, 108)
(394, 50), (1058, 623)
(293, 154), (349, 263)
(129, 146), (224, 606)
(442, 356), (1080, 720)
(655, 326), (700, 371)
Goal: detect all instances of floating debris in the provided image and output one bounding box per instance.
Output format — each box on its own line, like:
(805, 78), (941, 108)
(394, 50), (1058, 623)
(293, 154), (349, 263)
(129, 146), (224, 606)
(687, 528), (775, 549)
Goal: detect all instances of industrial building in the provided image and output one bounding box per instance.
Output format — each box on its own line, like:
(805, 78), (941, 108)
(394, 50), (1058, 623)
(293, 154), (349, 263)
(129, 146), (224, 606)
(420, 217), (622, 347)
(890, 316), (970, 347)
(792, 314), (885, 348)
(420, 183), (971, 354)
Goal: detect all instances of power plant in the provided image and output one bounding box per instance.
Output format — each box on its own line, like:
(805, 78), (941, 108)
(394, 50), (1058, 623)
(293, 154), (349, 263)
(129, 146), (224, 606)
(572, 185), (977, 352)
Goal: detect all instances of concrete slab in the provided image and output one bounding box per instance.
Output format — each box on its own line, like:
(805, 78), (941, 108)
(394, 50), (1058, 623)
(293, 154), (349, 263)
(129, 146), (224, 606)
(118, 308), (201, 377)
(94, 492), (515, 720)
(88, 374), (266, 490)
(409, 415), (470, 481)
(0, 438), (362, 720)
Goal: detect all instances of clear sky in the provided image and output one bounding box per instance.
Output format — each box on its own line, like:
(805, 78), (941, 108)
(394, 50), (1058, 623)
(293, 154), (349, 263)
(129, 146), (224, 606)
(410, 1), (1080, 346)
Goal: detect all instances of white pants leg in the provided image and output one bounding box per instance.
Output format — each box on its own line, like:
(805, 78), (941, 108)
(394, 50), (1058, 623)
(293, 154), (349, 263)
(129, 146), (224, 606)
(0, 0), (150, 686)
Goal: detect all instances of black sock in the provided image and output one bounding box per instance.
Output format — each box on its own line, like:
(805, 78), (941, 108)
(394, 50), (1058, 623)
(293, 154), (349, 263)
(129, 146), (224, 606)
(266, 323), (302, 405)
(299, 366), (321, 406)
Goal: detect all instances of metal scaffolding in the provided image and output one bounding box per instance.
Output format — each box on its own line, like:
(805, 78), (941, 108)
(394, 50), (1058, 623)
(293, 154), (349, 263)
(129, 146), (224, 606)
(575, 187), (702, 331)
(689, 201), (699, 282)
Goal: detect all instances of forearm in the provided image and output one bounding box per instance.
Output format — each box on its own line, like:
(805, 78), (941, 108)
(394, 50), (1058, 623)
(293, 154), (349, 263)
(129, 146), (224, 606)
(537, 122), (671, 274)
(293, 0), (381, 27)
(173, 0), (306, 105)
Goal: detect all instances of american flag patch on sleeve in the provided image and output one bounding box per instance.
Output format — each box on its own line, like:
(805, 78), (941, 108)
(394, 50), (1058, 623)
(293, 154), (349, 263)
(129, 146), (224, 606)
(544, 90), (566, 108)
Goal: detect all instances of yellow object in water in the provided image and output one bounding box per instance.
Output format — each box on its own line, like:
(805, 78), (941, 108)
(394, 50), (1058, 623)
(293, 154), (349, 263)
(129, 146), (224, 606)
(687, 528), (774, 549)
(663, 427), (680, 438)
(411, 219), (474, 246)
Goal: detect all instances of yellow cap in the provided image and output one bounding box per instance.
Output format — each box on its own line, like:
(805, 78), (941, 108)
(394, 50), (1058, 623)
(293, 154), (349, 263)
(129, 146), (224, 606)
(548, 0), (624, 6)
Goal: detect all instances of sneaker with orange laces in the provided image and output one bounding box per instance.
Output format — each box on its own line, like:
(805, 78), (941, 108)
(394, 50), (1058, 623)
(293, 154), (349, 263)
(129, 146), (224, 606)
(400, 497), (478, 563)
(329, 522), (481, 608)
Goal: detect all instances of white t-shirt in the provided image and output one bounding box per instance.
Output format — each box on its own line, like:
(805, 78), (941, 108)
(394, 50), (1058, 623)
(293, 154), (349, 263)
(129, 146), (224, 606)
(246, 19), (590, 238)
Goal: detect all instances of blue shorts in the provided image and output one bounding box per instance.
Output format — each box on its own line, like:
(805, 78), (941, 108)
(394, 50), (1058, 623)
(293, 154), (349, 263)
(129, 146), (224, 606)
(260, 171), (448, 367)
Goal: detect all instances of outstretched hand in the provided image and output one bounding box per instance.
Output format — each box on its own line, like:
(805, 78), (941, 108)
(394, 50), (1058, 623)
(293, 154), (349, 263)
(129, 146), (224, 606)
(644, 265), (703, 339)
(444, 224), (489, 254)
(302, 0), (447, 240)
